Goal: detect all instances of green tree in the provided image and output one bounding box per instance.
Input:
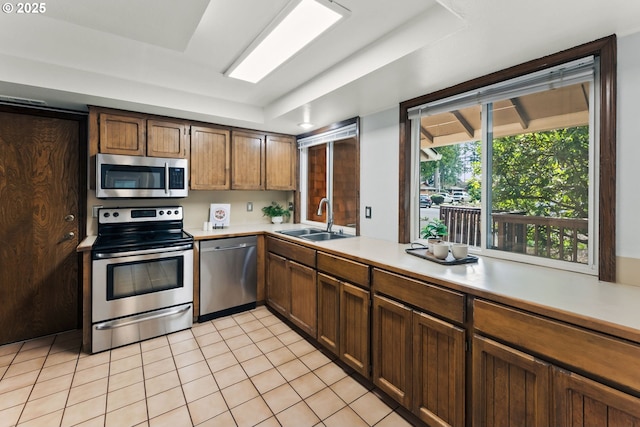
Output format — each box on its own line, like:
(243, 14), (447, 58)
(491, 126), (589, 218)
(420, 141), (479, 190)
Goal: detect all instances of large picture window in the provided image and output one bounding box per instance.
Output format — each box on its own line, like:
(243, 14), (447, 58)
(399, 36), (616, 280)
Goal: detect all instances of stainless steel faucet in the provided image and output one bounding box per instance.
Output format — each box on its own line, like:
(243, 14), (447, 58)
(317, 197), (333, 232)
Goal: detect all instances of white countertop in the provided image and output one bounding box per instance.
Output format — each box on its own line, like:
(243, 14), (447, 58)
(80, 223), (640, 341)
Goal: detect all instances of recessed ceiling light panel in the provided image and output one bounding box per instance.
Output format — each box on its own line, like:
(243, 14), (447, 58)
(226, 0), (349, 83)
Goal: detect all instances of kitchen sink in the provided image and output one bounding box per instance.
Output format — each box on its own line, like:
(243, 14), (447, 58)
(277, 228), (353, 241)
(277, 228), (325, 236)
(300, 232), (352, 241)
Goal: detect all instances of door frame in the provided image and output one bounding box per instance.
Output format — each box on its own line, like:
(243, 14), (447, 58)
(0, 103), (88, 327)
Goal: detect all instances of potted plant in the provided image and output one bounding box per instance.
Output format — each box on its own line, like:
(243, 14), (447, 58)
(261, 202), (290, 224)
(421, 218), (448, 251)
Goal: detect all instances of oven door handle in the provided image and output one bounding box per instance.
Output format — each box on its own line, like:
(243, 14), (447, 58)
(94, 304), (191, 330)
(93, 244), (193, 259)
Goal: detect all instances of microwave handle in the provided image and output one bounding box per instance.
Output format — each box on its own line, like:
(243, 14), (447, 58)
(165, 162), (169, 194)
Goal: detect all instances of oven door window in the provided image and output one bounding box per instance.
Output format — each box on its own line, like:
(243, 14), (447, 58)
(106, 256), (183, 300)
(102, 165), (164, 190)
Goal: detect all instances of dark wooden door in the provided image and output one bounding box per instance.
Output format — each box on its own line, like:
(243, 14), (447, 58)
(0, 109), (83, 345)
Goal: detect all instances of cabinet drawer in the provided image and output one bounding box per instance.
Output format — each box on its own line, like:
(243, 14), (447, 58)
(372, 269), (465, 324)
(266, 237), (316, 268)
(317, 252), (369, 288)
(474, 299), (640, 394)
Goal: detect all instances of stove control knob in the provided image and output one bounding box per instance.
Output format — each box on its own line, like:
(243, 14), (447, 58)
(103, 212), (110, 218)
(174, 210), (179, 215)
(166, 211), (172, 215)
(159, 210), (164, 215)
(113, 212), (119, 217)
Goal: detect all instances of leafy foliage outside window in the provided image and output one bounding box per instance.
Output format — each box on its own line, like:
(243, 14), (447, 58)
(491, 126), (589, 219)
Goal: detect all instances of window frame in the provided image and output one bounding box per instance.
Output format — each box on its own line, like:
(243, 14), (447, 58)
(398, 35), (616, 282)
(296, 117), (361, 235)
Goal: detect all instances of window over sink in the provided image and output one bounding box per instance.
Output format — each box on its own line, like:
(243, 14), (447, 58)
(298, 118), (360, 234)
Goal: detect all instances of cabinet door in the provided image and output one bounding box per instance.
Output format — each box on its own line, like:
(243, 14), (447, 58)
(289, 261), (317, 338)
(190, 126), (231, 190)
(317, 273), (340, 355)
(472, 335), (551, 427)
(340, 282), (370, 378)
(372, 294), (412, 407)
(266, 134), (297, 190)
(147, 120), (189, 158)
(413, 311), (465, 427)
(266, 252), (289, 317)
(99, 113), (146, 155)
(554, 368), (640, 426)
(232, 131), (265, 190)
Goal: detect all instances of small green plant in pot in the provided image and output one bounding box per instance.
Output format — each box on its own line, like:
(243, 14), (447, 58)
(262, 202), (290, 224)
(421, 218), (448, 252)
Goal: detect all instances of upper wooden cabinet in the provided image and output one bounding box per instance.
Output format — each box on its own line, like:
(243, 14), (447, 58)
(147, 120), (189, 158)
(90, 107), (297, 190)
(98, 112), (146, 156)
(231, 131), (265, 190)
(266, 134), (297, 190)
(96, 110), (189, 159)
(231, 131), (297, 190)
(190, 126), (231, 190)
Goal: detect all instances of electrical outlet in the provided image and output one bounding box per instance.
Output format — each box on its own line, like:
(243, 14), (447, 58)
(247, 202), (253, 212)
(365, 206), (372, 218)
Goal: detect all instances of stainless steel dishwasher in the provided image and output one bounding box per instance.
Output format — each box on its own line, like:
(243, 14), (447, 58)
(199, 235), (257, 321)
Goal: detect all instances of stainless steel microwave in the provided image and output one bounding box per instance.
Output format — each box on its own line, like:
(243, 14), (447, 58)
(96, 153), (188, 198)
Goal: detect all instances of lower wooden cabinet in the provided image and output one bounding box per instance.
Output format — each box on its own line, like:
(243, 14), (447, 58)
(317, 273), (370, 378)
(289, 261), (317, 337)
(372, 294), (413, 407)
(266, 252), (289, 317)
(473, 333), (640, 427)
(472, 335), (551, 427)
(266, 250), (317, 338)
(413, 311), (465, 427)
(317, 273), (340, 354)
(372, 294), (466, 426)
(554, 368), (640, 426)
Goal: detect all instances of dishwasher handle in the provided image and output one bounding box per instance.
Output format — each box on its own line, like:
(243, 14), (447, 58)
(201, 243), (255, 252)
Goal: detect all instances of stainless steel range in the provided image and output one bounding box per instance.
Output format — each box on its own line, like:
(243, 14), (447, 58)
(91, 206), (194, 353)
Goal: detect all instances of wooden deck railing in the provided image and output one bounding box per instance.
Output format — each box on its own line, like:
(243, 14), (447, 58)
(440, 206), (482, 247)
(440, 206), (588, 263)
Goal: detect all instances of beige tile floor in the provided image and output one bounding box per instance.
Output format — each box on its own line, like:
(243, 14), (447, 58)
(0, 306), (419, 427)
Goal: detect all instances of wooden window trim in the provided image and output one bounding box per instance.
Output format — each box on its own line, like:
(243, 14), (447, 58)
(398, 35), (616, 282)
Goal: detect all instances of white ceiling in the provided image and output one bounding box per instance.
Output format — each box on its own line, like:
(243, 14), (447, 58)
(0, 0), (639, 135)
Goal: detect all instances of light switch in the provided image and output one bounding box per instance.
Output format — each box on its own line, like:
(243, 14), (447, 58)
(365, 206), (372, 218)
(247, 202), (253, 212)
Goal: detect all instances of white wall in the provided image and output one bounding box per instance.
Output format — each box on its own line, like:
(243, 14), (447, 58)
(616, 31), (640, 259)
(359, 107), (400, 242)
